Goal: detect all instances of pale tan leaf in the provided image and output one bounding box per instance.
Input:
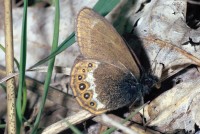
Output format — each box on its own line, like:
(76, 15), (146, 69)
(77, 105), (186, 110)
(144, 68), (200, 133)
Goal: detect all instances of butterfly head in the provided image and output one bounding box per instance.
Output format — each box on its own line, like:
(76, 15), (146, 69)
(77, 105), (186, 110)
(139, 73), (158, 95)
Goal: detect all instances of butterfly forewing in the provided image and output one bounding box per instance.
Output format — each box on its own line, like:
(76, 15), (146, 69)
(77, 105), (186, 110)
(76, 8), (140, 79)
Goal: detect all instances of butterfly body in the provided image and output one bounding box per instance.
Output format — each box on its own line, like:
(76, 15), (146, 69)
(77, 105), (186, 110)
(70, 8), (156, 114)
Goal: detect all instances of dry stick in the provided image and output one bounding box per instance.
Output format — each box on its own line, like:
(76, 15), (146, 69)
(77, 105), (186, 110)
(93, 114), (161, 134)
(42, 110), (94, 134)
(101, 114), (138, 134)
(4, 0), (17, 133)
(0, 66), (71, 84)
(42, 111), (160, 134)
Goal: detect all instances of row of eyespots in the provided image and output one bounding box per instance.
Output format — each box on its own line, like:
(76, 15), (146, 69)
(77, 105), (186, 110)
(77, 63), (93, 81)
(78, 62), (96, 108)
(75, 81), (97, 108)
(80, 91), (97, 108)
(77, 62), (94, 90)
(83, 93), (96, 108)
(82, 62), (94, 73)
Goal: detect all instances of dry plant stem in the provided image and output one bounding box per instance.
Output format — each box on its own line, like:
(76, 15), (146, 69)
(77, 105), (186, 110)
(101, 114), (138, 134)
(0, 66), (71, 84)
(42, 110), (94, 134)
(93, 114), (161, 134)
(4, 0), (17, 133)
(27, 66), (71, 75)
(41, 110), (160, 134)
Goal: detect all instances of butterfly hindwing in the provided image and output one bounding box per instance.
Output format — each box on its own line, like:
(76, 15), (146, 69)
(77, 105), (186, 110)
(70, 59), (140, 114)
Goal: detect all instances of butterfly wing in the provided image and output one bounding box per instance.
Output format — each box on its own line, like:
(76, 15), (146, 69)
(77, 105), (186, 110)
(70, 59), (140, 114)
(76, 8), (140, 79)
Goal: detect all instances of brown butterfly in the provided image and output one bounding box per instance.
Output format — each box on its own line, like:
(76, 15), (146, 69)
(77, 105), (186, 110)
(70, 8), (156, 114)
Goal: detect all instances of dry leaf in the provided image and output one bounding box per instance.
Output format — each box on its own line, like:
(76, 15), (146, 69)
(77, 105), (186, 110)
(127, 0), (200, 133)
(143, 37), (200, 80)
(143, 68), (200, 133)
(128, 0), (200, 80)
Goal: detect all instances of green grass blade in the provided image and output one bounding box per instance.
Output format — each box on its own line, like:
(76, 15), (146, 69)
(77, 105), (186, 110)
(93, 0), (120, 16)
(0, 44), (19, 69)
(16, 0), (28, 133)
(0, 84), (6, 92)
(29, 0), (120, 69)
(65, 120), (82, 134)
(29, 33), (75, 69)
(31, 0), (60, 133)
(21, 84), (27, 116)
(0, 124), (6, 128)
(113, 0), (133, 34)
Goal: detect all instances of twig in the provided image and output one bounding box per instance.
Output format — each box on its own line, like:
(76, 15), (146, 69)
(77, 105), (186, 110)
(93, 114), (161, 134)
(42, 110), (94, 134)
(0, 66), (71, 84)
(101, 114), (137, 134)
(4, 0), (17, 133)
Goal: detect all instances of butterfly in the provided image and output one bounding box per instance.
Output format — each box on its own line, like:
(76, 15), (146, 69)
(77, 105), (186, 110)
(70, 7), (156, 114)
